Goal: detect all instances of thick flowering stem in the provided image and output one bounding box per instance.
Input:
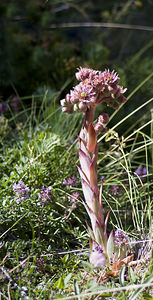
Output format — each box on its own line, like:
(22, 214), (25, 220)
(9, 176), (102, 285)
(61, 67), (132, 271)
(78, 106), (108, 254)
(84, 106), (95, 129)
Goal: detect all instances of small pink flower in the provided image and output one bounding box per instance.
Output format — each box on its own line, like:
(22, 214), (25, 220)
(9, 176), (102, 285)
(76, 67), (97, 81)
(100, 69), (120, 85)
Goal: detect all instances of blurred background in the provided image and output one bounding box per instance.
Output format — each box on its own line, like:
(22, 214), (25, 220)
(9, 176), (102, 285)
(0, 0), (153, 126)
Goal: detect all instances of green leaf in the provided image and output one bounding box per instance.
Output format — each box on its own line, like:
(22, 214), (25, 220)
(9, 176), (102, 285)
(64, 273), (72, 286)
(74, 279), (80, 300)
(129, 274), (153, 300)
(61, 254), (69, 264)
(86, 223), (95, 242)
(106, 230), (114, 263)
(149, 248), (153, 274)
(119, 264), (126, 286)
(54, 277), (65, 290)
(142, 293), (153, 300)
(29, 265), (36, 274)
(128, 267), (136, 283)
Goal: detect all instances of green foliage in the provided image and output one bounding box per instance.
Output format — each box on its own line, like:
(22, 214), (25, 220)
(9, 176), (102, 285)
(0, 85), (152, 298)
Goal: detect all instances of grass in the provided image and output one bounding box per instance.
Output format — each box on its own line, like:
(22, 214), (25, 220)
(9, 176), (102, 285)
(0, 77), (153, 299)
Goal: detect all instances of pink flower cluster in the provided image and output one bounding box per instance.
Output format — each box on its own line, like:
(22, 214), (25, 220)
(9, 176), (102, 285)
(61, 67), (127, 113)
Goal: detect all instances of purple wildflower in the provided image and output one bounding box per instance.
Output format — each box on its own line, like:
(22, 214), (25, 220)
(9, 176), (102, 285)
(10, 96), (20, 114)
(63, 179), (68, 185)
(0, 103), (9, 114)
(142, 167), (147, 175)
(64, 192), (80, 218)
(3, 103), (8, 112)
(114, 229), (127, 247)
(134, 165), (147, 181)
(111, 185), (119, 196)
(63, 176), (78, 187)
(37, 257), (44, 271)
(68, 191), (80, 208)
(39, 186), (52, 206)
(13, 180), (29, 204)
(0, 103), (3, 113)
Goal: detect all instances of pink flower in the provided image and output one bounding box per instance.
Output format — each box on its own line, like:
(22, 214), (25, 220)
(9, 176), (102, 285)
(75, 67), (97, 81)
(71, 82), (96, 104)
(99, 69), (120, 85)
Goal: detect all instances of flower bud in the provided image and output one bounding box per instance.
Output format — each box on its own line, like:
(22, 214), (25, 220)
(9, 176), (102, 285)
(74, 103), (79, 111)
(60, 99), (66, 106)
(65, 94), (71, 102)
(62, 106), (72, 114)
(98, 113), (109, 124)
(78, 102), (87, 112)
(113, 102), (119, 109)
(94, 122), (104, 133)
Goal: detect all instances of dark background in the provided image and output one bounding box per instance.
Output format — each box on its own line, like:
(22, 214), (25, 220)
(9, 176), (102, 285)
(0, 0), (153, 122)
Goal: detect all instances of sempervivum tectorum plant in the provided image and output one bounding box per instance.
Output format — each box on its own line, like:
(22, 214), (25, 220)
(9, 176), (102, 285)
(61, 67), (133, 274)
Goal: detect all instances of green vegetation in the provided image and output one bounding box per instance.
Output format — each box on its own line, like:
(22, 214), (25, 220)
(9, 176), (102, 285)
(0, 82), (153, 298)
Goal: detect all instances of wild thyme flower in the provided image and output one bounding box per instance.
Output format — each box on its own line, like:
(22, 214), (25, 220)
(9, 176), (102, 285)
(111, 185), (119, 196)
(61, 67), (127, 114)
(64, 192), (80, 219)
(13, 180), (29, 204)
(63, 176), (78, 187)
(135, 165), (147, 181)
(68, 191), (80, 207)
(114, 229), (127, 247)
(37, 257), (44, 271)
(0, 103), (8, 114)
(39, 186), (52, 206)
